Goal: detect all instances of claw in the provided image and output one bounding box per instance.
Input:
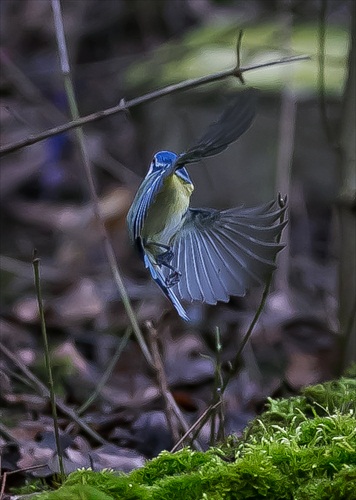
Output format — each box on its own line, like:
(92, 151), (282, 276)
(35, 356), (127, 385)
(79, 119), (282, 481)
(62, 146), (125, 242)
(156, 249), (174, 266)
(166, 271), (181, 288)
(151, 245), (180, 286)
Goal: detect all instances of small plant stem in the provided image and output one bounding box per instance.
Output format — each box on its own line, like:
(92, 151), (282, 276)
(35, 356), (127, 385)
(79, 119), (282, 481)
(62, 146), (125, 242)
(32, 252), (65, 479)
(221, 195), (287, 394)
(0, 342), (107, 445)
(77, 328), (132, 415)
(146, 321), (203, 451)
(180, 196), (288, 447)
(50, 0), (152, 366)
(210, 327), (224, 445)
(223, 282), (272, 394)
(165, 390), (203, 451)
(170, 402), (221, 453)
(0, 54), (310, 156)
(146, 322), (180, 443)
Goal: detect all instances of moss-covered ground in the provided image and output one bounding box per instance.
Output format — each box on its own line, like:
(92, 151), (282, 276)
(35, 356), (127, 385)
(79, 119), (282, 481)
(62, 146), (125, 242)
(32, 376), (356, 499)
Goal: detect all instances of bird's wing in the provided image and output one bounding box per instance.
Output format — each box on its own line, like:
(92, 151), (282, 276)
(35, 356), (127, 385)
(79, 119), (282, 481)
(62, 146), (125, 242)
(173, 88), (257, 169)
(127, 168), (171, 241)
(128, 89), (257, 240)
(162, 201), (286, 304)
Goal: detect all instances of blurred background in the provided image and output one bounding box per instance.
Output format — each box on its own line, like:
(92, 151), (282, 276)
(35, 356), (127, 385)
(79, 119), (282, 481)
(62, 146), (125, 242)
(0, 0), (355, 484)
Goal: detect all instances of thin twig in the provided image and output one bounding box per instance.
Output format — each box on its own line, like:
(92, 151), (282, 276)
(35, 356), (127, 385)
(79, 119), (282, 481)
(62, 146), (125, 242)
(0, 54), (310, 156)
(0, 464), (49, 499)
(145, 321), (202, 450)
(221, 194), (288, 394)
(184, 197), (288, 446)
(146, 321), (180, 443)
(209, 327), (224, 445)
(77, 328), (132, 415)
(50, 0), (152, 366)
(0, 342), (107, 445)
(274, 3), (295, 293)
(170, 402), (221, 453)
(32, 251), (64, 479)
(2, 365), (39, 392)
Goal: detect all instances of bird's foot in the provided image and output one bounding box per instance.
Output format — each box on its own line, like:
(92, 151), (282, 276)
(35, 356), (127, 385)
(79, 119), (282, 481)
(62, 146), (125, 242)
(156, 249), (174, 266)
(165, 270), (181, 288)
(154, 246), (180, 286)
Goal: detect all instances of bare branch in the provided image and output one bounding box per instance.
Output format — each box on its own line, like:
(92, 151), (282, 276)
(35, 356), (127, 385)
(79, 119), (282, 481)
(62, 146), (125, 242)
(0, 55), (310, 156)
(51, 0), (152, 367)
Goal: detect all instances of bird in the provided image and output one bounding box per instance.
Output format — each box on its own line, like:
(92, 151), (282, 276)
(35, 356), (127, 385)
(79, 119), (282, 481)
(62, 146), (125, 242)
(127, 88), (286, 321)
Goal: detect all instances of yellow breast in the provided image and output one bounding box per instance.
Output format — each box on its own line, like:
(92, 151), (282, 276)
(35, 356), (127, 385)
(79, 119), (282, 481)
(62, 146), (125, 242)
(142, 174), (194, 251)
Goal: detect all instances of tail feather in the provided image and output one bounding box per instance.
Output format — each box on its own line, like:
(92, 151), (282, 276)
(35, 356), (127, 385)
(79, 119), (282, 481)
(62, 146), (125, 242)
(143, 253), (190, 321)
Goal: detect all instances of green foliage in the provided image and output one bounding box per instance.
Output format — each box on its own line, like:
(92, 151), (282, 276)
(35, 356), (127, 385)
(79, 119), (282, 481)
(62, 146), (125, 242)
(33, 377), (356, 499)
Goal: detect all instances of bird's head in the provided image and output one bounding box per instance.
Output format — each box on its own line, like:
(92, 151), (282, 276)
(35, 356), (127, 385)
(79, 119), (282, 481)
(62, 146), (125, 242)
(147, 151), (178, 176)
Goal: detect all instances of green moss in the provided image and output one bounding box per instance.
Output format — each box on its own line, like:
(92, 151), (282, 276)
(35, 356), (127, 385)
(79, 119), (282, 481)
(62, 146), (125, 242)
(303, 378), (356, 414)
(37, 484), (116, 500)
(128, 449), (207, 485)
(245, 377), (356, 440)
(295, 467), (356, 500)
(33, 377), (356, 499)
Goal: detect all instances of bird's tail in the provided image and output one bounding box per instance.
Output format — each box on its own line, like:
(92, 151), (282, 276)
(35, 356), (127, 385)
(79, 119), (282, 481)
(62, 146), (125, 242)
(143, 253), (190, 321)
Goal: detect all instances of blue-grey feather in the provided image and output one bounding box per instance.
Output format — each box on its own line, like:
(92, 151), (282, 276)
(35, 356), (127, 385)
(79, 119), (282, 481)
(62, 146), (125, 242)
(162, 201), (285, 304)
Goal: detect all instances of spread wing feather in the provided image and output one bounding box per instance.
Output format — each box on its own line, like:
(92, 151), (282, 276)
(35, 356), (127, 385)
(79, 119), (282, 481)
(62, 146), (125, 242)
(191, 232), (215, 303)
(174, 88), (258, 169)
(162, 202), (286, 304)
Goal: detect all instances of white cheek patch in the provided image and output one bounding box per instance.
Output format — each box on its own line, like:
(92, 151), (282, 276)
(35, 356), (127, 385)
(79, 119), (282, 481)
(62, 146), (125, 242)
(146, 160), (156, 176)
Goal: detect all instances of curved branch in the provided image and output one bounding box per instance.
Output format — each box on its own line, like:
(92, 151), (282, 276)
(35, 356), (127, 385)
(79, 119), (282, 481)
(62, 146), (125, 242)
(0, 55), (309, 156)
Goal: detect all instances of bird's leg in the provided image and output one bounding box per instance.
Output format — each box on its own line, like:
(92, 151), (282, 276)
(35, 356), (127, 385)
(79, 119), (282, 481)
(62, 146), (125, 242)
(148, 242), (181, 287)
(162, 264), (181, 287)
(155, 244), (174, 266)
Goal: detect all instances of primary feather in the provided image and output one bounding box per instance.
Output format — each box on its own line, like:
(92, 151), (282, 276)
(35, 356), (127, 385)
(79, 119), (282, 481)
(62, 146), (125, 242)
(161, 202), (286, 305)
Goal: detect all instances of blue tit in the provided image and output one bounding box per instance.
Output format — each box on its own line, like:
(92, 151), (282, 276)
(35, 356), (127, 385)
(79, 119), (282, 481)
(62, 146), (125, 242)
(127, 89), (286, 321)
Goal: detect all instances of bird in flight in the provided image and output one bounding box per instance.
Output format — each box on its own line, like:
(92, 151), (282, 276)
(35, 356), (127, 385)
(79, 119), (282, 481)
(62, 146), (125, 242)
(127, 89), (286, 321)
